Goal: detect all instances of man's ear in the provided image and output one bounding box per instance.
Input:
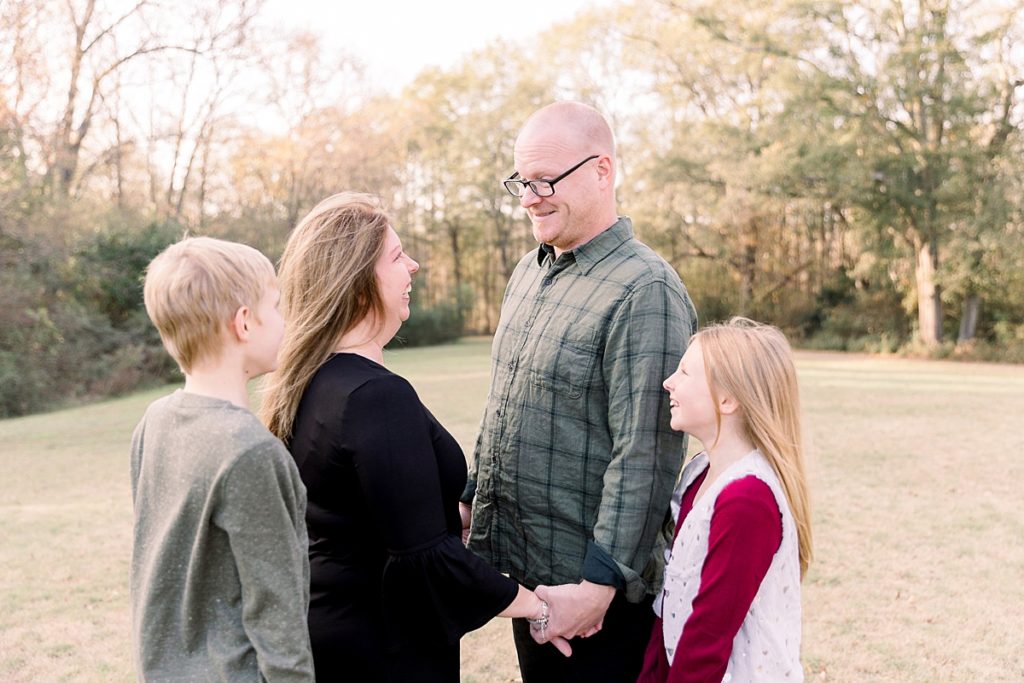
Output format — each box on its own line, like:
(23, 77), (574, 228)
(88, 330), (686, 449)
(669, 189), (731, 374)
(596, 155), (614, 186)
(229, 306), (250, 342)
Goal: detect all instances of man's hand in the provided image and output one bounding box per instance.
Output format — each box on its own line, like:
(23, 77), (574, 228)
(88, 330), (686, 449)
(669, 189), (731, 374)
(535, 580), (616, 640)
(458, 502), (472, 544)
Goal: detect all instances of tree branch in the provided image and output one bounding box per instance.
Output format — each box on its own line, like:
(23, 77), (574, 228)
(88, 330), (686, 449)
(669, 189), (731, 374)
(81, 0), (148, 55)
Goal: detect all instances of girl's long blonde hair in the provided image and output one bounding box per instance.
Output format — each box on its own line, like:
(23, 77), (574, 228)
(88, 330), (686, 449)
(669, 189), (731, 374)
(698, 317), (813, 578)
(260, 192), (390, 442)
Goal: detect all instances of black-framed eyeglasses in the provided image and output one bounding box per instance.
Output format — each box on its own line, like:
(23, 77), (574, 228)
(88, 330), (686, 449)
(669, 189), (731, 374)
(502, 155), (600, 198)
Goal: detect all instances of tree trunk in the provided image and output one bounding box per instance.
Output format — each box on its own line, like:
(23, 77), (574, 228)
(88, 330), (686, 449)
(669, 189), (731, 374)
(915, 239), (942, 346)
(114, 106), (125, 209)
(448, 222), (462, 295)
(196, 123), (213, 229)
(737, 218), (758, 316)
(957, 295), (980, 344)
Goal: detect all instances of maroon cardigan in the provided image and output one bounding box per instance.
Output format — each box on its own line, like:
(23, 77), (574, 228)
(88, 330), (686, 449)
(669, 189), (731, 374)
(637, 470), (782, 683)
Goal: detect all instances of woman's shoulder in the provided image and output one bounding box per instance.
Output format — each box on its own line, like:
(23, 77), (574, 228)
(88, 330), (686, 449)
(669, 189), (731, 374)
(311, 353), (400, 388)
(296, 355), (413, 421)
(315, 355), (418, 406)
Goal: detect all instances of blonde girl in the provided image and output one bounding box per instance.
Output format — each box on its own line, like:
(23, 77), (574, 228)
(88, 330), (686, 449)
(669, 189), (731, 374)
(638, 317), (812, 682)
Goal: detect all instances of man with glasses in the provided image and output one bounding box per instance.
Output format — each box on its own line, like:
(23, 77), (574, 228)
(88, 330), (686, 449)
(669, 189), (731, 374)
(461, 101), (697, 682)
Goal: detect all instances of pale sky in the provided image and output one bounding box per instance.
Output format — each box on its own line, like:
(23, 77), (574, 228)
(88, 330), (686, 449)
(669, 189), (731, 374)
(263, 0), (609, 91)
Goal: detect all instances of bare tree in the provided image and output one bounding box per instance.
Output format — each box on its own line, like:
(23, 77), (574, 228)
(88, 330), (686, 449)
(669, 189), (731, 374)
(0, 0), (263, 201)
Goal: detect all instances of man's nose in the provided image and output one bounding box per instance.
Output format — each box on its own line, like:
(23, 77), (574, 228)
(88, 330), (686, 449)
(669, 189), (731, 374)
(520, 186), (541, 208)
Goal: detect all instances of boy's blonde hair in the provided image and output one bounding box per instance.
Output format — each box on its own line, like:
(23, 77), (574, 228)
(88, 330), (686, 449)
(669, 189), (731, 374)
(697, 317), (814, 578)
(143, 236), (276, 374)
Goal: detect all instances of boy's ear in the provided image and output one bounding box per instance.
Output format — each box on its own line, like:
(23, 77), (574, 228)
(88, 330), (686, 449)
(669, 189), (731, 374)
(229, 305), (250, 342)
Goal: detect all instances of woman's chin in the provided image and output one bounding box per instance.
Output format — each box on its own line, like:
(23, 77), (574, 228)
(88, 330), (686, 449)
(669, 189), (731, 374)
(378, 318), (403, 346)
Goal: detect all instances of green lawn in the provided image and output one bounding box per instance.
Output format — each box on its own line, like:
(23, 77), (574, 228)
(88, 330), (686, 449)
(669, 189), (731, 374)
(1, 339), (1022, 682)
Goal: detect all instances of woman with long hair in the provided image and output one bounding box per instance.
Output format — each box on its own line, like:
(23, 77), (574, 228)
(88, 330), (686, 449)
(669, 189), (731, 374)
(637, 317), (813, 682)
(260, 192), (553, 682)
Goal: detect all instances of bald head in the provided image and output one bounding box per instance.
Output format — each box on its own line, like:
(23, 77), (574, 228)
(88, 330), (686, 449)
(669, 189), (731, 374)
(518, 101), (616, 158)
(512, 101), (620, 253)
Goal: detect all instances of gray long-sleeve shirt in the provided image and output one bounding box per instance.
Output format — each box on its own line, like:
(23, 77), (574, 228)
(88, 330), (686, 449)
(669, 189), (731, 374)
(130, 390), (314, 682)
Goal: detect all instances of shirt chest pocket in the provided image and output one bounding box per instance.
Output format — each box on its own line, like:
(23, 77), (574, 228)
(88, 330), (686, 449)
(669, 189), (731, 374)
(529, 322), (600, 399)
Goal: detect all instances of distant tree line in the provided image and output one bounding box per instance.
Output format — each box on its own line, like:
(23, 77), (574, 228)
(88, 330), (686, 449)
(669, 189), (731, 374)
(2, 0), (1023, 417)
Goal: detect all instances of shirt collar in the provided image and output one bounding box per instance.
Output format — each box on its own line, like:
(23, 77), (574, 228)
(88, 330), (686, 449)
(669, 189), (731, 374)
(535, 216), (634, 275)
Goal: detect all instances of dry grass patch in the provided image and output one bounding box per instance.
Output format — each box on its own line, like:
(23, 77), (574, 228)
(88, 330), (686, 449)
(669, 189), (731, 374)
(1, 341), (1022, 682)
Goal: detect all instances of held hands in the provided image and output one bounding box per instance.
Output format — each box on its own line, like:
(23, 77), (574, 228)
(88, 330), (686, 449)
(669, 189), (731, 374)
(529, 581), (616, 655)
(527, 598), (573, 657)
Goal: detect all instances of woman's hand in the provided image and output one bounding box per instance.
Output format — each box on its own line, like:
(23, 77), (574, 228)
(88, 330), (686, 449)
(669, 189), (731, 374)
(497, 586), (573, 656)
(527, 593), (573, 656)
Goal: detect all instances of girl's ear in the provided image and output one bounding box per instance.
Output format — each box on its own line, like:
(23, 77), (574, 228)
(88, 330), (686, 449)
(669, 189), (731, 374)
(229, 305), (250, 342)
(719, 393), (741, 416)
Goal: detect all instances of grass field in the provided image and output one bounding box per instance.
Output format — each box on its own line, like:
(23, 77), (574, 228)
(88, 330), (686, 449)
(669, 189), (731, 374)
(2, 338), (1023, 682)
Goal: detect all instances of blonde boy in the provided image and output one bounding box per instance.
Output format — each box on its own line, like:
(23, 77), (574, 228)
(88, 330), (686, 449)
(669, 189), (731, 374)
(129, 237), (314, 682)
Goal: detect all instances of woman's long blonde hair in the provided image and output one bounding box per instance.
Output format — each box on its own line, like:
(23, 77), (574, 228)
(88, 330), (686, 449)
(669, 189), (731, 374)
(698, 317), (813, 578)
(260, 192), (390, 442)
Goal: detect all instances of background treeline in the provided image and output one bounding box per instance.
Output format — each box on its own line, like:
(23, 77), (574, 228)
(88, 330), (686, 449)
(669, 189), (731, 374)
(2, 0), (1023, 417)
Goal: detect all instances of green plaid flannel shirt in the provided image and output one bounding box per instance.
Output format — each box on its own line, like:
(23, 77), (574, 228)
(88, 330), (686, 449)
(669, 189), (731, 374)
(463, 217), (697, 602)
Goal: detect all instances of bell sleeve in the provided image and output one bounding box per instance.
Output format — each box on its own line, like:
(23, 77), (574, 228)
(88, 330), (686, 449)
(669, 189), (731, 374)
(342, 374), (518, 645)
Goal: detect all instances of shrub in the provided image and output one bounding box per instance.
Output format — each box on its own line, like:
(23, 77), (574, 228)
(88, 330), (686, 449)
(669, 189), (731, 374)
(0, 216), (182, 417)
(0, 348), (54, 416)
(387, 298), (468, 349)
(387, 303), (462, 348)
(71, 220), (182, 326)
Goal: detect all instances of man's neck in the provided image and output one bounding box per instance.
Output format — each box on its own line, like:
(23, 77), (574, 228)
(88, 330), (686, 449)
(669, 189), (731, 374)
(552, 214), (620, 259)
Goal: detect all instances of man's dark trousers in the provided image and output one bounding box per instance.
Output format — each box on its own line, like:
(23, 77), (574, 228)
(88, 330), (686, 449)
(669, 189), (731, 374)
(511, 592), (655, 683)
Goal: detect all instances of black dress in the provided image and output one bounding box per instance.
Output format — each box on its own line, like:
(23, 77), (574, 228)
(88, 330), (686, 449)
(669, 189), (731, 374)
(287, 353), (518, 682)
